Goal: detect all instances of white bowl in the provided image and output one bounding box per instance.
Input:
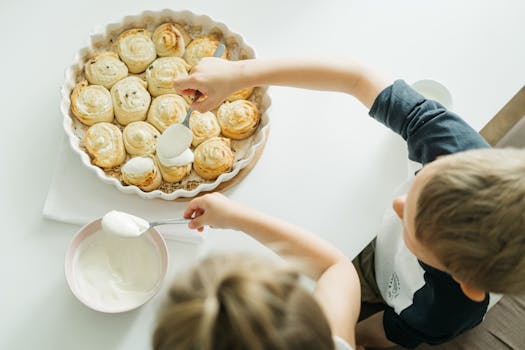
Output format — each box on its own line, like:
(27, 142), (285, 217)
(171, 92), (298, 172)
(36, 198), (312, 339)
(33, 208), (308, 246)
(411, 79), (453, 109)
(65, 219), (168, 313)
(60, 9), (271, 200)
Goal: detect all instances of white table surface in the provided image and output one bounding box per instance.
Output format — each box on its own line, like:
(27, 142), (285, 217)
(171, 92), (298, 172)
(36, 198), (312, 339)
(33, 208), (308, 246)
(1, 0), (524, 349)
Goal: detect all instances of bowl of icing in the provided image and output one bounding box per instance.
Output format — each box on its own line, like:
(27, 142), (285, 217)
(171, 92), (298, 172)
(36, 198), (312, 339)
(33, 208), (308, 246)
(65, 217), (168, 313)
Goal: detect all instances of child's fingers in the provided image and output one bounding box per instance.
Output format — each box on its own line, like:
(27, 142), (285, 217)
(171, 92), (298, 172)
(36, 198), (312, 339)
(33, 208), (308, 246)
(194, 208), (205, 218)
(179, 88), (196, 96)
(173, 76), (202, 93)
(192, 97), (220, 113)
(189, 215), (206, 229)
(183, 207), (196, 219)
(183, 198), (206, 218)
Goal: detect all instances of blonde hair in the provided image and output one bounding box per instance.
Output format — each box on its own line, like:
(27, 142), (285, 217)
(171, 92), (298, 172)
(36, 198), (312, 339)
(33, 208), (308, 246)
(153, 254), (334, 350)
(416, 148), (525, 294)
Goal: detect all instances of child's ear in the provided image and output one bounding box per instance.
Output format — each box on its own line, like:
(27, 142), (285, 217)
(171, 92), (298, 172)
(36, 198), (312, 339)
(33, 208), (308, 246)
(455, 278), (486, 302)
(392, 195), (406, 219)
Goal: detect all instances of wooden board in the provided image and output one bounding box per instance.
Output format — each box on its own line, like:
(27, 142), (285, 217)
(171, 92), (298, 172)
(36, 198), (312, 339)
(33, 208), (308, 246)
(479, 86), (525, 146)
(175, 129), (269, 202)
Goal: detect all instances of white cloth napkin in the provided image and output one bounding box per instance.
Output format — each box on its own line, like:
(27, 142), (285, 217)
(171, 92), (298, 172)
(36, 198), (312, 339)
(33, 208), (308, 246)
(43, 138), (204, 243)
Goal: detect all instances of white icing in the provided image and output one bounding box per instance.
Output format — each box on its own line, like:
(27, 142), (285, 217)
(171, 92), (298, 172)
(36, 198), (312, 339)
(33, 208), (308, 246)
(73, 229), (161, 311)
(157, 148), (194, 167)
(122, 157), (154, 176)
(101, 210), (150, 238)
(157, 124), (193, 158)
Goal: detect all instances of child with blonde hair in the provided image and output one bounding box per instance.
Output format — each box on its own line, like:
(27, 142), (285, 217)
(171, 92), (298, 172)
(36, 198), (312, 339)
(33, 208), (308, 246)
(154, 193), (361, 350)
(171, 57), (525, 348)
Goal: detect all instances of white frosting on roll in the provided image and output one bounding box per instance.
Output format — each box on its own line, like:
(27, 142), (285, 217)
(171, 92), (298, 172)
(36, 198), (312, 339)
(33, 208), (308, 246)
(85, 52), (128, 89)
(157, 148), (194, 167)
(146, 57), (189, 97)
(121, 156), (162, 192)
(117, 29), (157, 73)
(111, 76), (151, 125)
(122, 156), (155, 175)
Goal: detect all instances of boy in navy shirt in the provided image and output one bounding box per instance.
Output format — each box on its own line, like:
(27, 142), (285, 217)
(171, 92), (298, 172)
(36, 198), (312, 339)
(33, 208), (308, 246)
(173, 57), (525, 348)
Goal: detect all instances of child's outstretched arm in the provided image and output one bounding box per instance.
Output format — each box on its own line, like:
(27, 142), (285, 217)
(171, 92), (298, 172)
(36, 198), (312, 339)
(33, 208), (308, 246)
(184, 193), (361, 348)
(173, 57), (389, 112)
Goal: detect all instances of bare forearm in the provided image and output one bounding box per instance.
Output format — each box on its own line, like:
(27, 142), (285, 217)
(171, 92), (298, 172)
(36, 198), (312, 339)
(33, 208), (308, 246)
(356, 311), (396, 348)
(314, 260), (361, 348)
(232, 208), (346, 279)
(235, 57), (389, 108)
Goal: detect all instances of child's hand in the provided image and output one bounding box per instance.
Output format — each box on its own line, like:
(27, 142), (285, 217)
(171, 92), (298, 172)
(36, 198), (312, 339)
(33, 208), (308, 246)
(173, 58), (243, 112)
(183, 192), (246, 232)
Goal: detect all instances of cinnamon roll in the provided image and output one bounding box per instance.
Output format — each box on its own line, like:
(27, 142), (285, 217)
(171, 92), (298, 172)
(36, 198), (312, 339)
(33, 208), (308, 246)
(217, 100), (260, 140)
(117, 28), (157, 73)
(110, 76), (151, 126)
(155, 148), (193, 183)
(121, 156), (162, 192)
(122, 121), (160, 156)
(193, 137), (234, 180)
(84, 122), (126, 169)
(189, 111), (221, 146)
(152, 23), (191, 57)
(71, 80), (114, 126)
(84, 52), (128, 89)
(146, 57), (190, 97)
(147, 94), (187, 132)
(183, 35), (228, 67)
(226, 87), (254, 102)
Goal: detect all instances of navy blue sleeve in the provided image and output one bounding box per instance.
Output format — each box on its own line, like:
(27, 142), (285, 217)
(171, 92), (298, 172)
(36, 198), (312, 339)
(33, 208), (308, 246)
(382, 264), (489, 348)
(369, 80), (490, 164)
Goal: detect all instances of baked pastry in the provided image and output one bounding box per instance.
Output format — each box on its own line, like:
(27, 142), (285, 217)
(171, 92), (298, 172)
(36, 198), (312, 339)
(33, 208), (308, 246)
(147, 94), (187, 132)
(189, 111), (221, 146)
(183, 35), (228, 66)
(217, 100), (260, 140)
(71, 80), (114, 126)
(111, 76), (151, 125)
(122, 121), (160, 156)
(156, 148), (193, 183)
(84, 122), (126, 169)
(84, 52), (128, 89)
(117, 29), (157, 73)
(152, 23), (191, 57)
(193, 137), (234, 180)
(121, 156), (162, 192)
(146, 57), (190, 97)
(226, 87), (254, 102)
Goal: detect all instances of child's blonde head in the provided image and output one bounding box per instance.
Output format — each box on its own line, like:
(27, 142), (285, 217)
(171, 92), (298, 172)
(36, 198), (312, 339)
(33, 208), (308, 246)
(416, 148), (525, 294)
(153, 254), (334, 350)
